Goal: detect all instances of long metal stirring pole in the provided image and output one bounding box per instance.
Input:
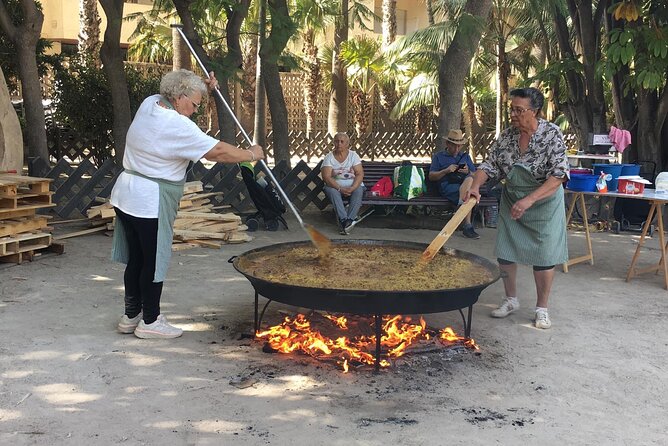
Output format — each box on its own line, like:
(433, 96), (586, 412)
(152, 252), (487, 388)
(171, 24), (306, 229)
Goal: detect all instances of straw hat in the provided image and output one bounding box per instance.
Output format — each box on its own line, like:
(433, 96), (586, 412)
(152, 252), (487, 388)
(444, 129), (466, 145)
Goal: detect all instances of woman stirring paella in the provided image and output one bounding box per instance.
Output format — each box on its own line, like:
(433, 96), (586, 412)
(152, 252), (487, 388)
(467, 87), (570, 330)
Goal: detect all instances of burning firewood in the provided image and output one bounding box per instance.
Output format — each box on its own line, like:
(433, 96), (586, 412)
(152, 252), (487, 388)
(256, 312), (478, 372)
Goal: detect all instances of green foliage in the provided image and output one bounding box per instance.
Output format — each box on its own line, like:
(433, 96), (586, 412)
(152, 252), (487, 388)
(52, 58), (161, 162)
(0, 0), (59, 91)
(604, 4), (668, 94)
(340, 36), (384, 93)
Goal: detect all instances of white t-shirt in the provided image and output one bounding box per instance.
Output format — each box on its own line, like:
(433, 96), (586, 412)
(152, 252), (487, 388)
(322, 150), (363, 188)
(110, 94), (219, 218)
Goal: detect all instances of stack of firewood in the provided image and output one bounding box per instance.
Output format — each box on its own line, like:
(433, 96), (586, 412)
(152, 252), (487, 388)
(75, 181), (251, 250)
(172, 181), (251, 250)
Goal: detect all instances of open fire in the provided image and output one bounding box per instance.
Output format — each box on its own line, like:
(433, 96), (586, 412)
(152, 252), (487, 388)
(256, 313), (479, 372)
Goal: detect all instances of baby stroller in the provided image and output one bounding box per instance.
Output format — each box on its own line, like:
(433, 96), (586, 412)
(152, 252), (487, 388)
(240, 163), (288, 232)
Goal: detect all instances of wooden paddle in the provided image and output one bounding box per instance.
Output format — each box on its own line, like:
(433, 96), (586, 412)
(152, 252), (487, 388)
(420, 198), (478, 263)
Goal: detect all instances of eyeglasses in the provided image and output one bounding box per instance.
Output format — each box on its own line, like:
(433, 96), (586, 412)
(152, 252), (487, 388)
(185, 96), (201, 110)
(509, 106), (532, 115)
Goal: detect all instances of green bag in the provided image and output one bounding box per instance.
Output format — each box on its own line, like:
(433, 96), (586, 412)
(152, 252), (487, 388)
(393, 163), (426, 200)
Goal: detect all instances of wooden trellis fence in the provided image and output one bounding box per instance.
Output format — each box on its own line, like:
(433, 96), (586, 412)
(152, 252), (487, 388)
(33, 129), (579, 218)
(29, 156), (329, 219)
(46, 128), (527, 167)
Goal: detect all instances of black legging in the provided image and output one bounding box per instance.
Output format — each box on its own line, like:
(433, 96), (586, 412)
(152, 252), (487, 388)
(114, 207), (163, 324)
(498, 257), (554, 271)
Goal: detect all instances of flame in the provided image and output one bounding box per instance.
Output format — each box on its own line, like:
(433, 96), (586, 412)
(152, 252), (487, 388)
(256, 313), (478, 371)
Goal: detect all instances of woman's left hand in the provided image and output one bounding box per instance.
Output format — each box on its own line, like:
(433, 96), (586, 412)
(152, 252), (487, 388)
(511, 196), (534, 220)
(205, 71), (218, 92)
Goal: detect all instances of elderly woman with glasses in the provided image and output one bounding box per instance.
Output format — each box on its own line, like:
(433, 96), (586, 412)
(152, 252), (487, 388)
(110, 69), (264, 339)
(467, 87), (569, 330)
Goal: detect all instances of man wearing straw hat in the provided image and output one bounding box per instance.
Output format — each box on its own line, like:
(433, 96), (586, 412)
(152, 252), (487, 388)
(429, 129), (479, 239)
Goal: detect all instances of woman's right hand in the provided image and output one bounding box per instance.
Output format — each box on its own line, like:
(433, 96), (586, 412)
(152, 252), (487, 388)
(466, 186), (481, 201)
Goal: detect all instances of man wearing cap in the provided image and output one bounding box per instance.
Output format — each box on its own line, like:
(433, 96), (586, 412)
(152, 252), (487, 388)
(429, 129), (479, 239)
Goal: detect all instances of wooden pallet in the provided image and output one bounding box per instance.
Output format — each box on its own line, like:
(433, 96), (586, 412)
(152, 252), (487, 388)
(0, 232), (52, 257)
(0, 241), (64, 265)
(0, 174), (52, 195)
(0, 215), (50, 238)
(0, 174), (55, 212)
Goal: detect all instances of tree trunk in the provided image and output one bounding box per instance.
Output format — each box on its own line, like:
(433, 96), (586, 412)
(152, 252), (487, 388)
(263, 64), (290, 165)
(99, 0), (131, 164)
(172, 26), (192, 71)
(172, 0), (237, 145)
(253, 0), (267, 147)
(260, 0), (294, 165)
(553, 10), (591, 149)
(437, 0), (492, 153)
(328, 0), (348, 136)
(0, 0), (49, 164)
(495, 37), (510, 136)
(302, 29), (320, 138)
(552, 1), (607, 148)
(379, 0), (397, 131)
(426, 0), (435, 26)
(240, 34), (257, 134)
(79, 0), (101, 66)
(636, 86), (668, 170)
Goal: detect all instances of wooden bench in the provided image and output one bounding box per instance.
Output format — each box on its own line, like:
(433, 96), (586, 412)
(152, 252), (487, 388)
(358, 161), (499, 227)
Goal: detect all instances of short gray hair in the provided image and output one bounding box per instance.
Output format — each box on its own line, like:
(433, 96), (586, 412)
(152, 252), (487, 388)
(510, 87), (544, 111)
(159, 69), (207, 101)
(333, 132), (349, 142)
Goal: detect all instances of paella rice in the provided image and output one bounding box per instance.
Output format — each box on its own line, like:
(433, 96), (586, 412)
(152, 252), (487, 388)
(238, 245), (493, 291)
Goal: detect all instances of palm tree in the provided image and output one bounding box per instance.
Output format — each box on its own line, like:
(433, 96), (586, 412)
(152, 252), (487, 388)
(327, 0), (375, 135)
(78, 0), (101, 66)
(328, 0), (349, 135)
(379, 0), (398, 130)
(381, 10), (459, 132)
(340, 36), (383, 136)
(292, 0), (338, 137)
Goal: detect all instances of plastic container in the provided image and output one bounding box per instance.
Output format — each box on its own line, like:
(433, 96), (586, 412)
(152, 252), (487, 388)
(617, 176), (651, 195)
(570, 168), (593, 175)
(655, 172), (668, 193)
(593, 164), (623, 192)
(620, 164), (641, 176)
(566, 174), (599, 192)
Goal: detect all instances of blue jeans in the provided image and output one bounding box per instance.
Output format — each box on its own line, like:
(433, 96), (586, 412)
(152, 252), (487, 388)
(324, 185), (365, 221)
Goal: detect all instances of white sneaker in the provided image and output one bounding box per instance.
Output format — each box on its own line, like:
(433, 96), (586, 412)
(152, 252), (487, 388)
(118, 312), (143, 334)
(491, 297), (519, 318)
(535, 309), (552, 329)
(134, 314), (183, 339)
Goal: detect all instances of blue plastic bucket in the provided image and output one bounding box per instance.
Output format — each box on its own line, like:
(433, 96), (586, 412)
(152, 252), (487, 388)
(620, 164), (641, 176)
(567, 174), (599, 192)
(593, 164), (623, 191)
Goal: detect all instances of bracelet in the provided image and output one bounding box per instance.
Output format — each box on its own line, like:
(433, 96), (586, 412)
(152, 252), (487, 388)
(247, 149), (255, 162)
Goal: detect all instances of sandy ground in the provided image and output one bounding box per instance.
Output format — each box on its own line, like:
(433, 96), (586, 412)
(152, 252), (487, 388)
(1, 209), (667, 445)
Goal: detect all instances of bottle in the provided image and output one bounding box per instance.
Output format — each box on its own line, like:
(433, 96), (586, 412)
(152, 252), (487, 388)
(656, 172), (668, 193)
(596, 172), (609, 193)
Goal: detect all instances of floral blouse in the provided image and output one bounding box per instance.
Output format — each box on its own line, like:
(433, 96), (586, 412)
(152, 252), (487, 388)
(478, 119), (570, 183)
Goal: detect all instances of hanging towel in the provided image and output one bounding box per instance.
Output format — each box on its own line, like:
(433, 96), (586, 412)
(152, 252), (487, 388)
(609, 126), (632, 153)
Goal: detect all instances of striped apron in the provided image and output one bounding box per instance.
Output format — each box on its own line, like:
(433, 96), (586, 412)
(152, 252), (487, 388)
(495, 164), (568, 266)
(111, 170), (185, 282)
